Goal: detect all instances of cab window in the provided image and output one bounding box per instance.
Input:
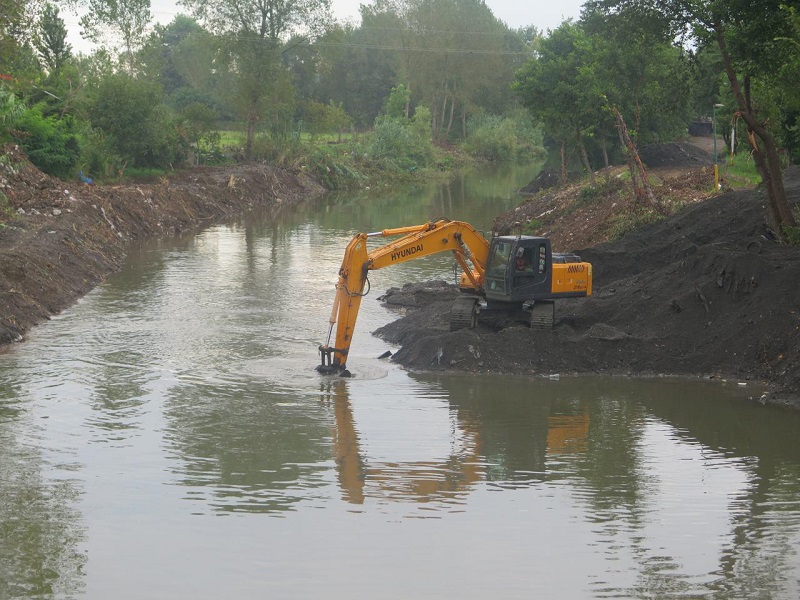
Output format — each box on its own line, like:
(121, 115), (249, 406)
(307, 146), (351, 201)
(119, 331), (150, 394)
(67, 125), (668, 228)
(488, 242), (512, 274)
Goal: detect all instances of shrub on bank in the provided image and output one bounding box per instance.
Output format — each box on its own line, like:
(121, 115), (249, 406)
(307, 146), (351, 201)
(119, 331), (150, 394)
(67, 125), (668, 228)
(13, 106), (80, 179)
(464, 113), (545, 162)
(368, 111), (434, 172)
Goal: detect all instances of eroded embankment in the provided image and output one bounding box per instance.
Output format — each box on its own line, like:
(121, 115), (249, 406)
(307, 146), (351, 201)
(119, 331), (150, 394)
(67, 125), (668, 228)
(0, 147), (326, 343)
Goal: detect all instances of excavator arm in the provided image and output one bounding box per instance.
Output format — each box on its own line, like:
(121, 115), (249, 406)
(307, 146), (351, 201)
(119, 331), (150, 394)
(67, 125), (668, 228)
(317, 219), (490, 375)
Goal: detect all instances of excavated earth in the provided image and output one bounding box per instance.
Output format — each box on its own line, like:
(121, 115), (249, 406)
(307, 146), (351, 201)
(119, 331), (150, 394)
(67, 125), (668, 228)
(376, 145), (800, 409)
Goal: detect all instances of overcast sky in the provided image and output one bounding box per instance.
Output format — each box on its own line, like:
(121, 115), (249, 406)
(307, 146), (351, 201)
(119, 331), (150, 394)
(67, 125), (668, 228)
(64, 0), (586, 54)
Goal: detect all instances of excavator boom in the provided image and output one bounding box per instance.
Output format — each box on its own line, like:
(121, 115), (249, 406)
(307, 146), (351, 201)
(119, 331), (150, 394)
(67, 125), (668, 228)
(317, 219), (489, 375)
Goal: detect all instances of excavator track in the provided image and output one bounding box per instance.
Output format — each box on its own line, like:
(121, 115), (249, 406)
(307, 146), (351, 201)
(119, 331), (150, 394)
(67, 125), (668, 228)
(450, 297), (478, 331)
(529, 301), (554, 328)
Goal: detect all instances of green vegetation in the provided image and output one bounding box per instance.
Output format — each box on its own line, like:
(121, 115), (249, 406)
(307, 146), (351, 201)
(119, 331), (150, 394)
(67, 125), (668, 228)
(13, 106), (80, 179)
(464, 113), (545, 162)
(721, 160), (761, 189)
(521, 219), (542, 235)
(0, 0), (797, 237)
(784, 225), (800, 246)
(609, 208), (669, 241)
(0, 190), (12, 218)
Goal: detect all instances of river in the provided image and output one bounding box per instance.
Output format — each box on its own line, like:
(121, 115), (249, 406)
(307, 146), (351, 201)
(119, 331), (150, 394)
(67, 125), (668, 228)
(1, 162), (799, 599)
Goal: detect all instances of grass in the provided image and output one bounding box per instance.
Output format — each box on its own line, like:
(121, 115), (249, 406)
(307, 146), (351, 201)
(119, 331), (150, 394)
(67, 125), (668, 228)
(0, 190), (14, 222)
(122, 167), (170, 180)
(608, 207), (667, 240)
(215, 129), (360, 149)
(218, 130), (245, 148)
(720, 157), (761, 188)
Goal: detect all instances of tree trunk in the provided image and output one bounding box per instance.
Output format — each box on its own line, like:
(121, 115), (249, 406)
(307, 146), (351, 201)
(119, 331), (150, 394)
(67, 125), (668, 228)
(614, 107), (662, 212)
(431, 92), (439, 137)
(439, 84), (449, 141)
(461, 104), (467, 140)
(600, 132), (610, 168)
(446, 97), (455, 139)
(617, 121), (639, 201)
(575, 128), (596, 183)
(715, 26), (796, 236)
(245, 101), (257, 161)
(560, 140), (567, 185)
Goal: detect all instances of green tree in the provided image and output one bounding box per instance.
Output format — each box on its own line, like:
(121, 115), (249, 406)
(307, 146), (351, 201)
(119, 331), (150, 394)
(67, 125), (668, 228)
(13, 106), (81, 178)
(0, 84), (25, 140)
(0, 0), (41, 85)
(180, 0), (332, 160)
(401, 0), (512, 141)
(33, 3), (72, 75)
(513, 23), (597, 181)
(87, 74), (183, 168)
(138, 15), (207, 95)
(314, 15), (397, 127)
(587, 0), (797, 239)
(0, 0), (27, 72)
(80, 0), (153, 72)
(383, 83), (410, 119)
(302, 100), (351, 140)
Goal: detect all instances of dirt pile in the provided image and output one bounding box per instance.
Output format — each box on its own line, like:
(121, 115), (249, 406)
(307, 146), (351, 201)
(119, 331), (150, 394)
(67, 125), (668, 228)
(375, 166), (800, 408)
(0, 145), (325, 343)
(638, 141), (713, 168)
(494, 141), (720, 251)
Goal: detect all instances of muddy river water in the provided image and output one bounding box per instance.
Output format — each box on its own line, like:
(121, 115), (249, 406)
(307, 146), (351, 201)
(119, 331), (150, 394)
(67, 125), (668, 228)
(1, 163), (799, 599)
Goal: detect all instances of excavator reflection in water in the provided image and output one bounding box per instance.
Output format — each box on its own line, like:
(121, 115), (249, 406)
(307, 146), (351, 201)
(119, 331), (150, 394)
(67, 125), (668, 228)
(321, 380), (590, 504)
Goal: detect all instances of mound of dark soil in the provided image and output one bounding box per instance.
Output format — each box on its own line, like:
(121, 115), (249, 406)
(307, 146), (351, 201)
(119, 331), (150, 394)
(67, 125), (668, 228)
(639, 142), (713, 168)
(518, 169), (582, 194)
(0, 145), (325, 343)
(376, 167), (800, 408)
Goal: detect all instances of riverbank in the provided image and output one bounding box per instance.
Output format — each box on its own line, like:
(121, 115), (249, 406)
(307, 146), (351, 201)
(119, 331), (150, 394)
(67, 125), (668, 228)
(0, 145), (326, 343)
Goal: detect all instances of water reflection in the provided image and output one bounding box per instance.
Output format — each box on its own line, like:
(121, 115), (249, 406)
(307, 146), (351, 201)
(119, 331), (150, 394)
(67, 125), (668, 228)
(162, 381), (332, 514)
(324, 378), (483, 505)
(318, 161), (541, 233)
(0, 396), (85, 598)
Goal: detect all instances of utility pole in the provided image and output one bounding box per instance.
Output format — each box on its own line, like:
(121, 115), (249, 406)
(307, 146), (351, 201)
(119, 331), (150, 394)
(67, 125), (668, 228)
(713, 103), (724, 190)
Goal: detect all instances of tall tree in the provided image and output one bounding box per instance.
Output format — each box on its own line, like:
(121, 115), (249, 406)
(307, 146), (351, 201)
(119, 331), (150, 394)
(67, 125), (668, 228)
(587, 0), (798, 239)
(34, 3), (72, 75)
(180, 0), (332, 159)
(137, 13), (222, 119)
(0, 0), (42, 81)
(403, 0), (511, 140)
(80, 0), (153, 72)
(0, 0), (27, 71)
(513, 23), (598, 180)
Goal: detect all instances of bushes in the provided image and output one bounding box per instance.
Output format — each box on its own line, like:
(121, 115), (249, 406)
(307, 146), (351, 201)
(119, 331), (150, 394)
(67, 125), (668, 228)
(464, 113), (545, 161)
(0, 85), (25, 139)
(87, 75), (186, 169)
(368, 111), (433, 171)
(13, 106), (80, 179)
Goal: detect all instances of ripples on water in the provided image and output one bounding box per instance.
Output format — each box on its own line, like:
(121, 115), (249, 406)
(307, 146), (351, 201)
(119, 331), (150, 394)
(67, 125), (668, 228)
(1, 200), (799, 598)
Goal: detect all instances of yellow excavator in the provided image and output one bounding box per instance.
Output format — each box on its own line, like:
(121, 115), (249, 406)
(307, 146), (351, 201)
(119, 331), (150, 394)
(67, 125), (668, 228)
(317, 218), (592, 376)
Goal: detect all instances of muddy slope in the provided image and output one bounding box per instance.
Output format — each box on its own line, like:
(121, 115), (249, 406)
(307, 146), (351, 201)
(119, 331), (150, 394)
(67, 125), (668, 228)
(376, 167), (800, 408)
(0, 145), (325, 343)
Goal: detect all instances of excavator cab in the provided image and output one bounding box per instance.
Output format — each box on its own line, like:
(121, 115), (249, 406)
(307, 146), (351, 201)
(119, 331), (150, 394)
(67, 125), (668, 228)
(462, 235), (591, 329)
(484, 236), (555, 303)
